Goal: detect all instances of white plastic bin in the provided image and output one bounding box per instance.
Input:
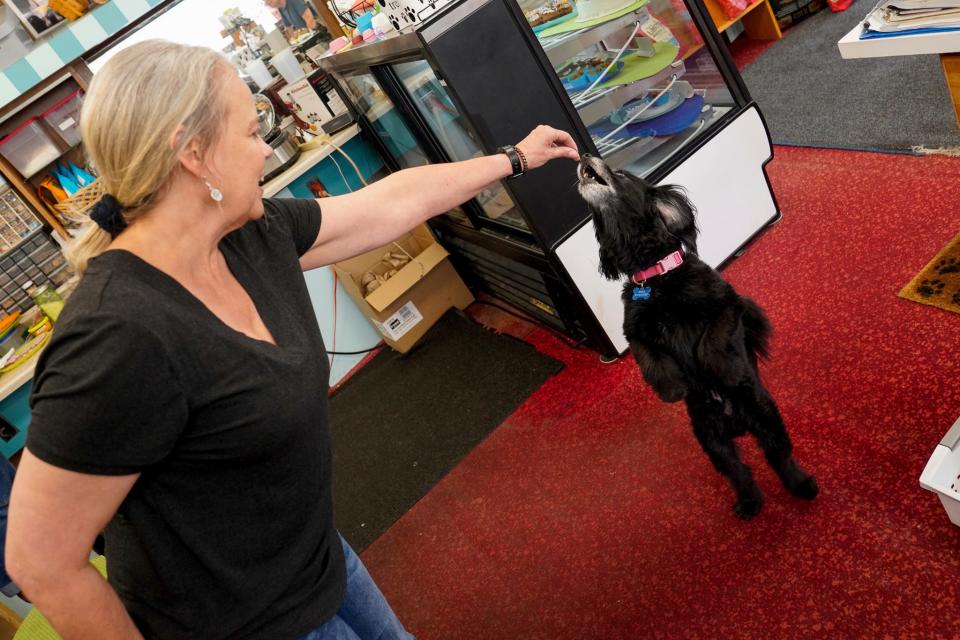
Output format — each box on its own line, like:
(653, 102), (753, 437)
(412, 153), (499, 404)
(920, 416), (960, 526)
(271, 48), (305, 84)
(244, 59), (275, 91)
(0, 119), (60, 178)
(42, 89), (84, 147)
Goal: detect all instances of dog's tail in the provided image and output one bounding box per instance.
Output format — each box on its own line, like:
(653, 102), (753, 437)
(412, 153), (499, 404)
(742, 297), (772, 362)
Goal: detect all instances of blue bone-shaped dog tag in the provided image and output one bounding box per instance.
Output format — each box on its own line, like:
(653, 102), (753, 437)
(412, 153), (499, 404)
(632, 287), (651, 301)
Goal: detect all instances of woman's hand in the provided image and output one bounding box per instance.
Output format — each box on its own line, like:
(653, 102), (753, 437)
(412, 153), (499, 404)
(515, 125), (581, 170)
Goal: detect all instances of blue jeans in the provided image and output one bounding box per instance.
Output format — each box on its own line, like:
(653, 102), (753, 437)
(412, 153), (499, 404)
(0, 459), (18, 597)
(301, 534), (414, 640)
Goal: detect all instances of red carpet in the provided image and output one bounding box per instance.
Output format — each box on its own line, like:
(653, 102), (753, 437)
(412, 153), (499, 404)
(728, 35), (776, 69)
(359, 146), (960, 638)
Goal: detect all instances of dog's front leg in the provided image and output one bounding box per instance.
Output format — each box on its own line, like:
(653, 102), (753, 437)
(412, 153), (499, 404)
(696, 305), (753, 387)
(629, 342), (688, 402)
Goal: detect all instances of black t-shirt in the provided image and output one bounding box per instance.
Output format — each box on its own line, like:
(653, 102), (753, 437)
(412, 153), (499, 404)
(26, 198), (345, 640)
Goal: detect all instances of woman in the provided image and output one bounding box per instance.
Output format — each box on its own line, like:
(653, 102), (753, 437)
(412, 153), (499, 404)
(5, 40), (578, 640)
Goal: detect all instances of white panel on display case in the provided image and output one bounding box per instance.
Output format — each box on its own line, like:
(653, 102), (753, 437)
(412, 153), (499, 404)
(555, 105), (776, 353)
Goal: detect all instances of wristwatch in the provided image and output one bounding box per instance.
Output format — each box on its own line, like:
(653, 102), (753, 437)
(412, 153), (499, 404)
(497, 145), (527, 179)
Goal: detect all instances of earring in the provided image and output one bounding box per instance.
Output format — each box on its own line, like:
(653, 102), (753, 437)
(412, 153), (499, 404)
(202, 177), (224, 202)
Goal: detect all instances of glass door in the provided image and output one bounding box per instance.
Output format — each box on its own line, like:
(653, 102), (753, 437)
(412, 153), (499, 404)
(390, 60), (531, 234)
(339, 69), (471, 225)
(526, 0), (737, 177)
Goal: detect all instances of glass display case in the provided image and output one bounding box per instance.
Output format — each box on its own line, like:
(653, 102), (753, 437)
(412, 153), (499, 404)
(321, 0), (778, 358)
(531, 0), (734, 176)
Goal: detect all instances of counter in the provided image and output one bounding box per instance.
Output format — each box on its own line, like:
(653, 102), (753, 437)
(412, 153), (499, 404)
(263, 125), (362, 197)
(0, 358), (38, 404)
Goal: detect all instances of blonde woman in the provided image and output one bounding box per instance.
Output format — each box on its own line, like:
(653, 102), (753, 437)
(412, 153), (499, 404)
(5, 40), (578, 640)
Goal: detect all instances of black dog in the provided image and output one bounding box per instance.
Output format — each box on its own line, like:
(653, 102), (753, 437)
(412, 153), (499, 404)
(576, 154), (817, 519)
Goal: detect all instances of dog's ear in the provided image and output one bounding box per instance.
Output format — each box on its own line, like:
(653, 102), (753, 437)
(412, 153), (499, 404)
(654, 185), (699, 254)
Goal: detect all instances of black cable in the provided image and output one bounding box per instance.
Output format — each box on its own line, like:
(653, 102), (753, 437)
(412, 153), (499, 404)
(471, 300), (586, 350)
(328, 345), (383, 355)
(325, 302), (586, 355)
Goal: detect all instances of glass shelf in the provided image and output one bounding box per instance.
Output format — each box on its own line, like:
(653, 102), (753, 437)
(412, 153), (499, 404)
(573, 61), (684, 125)
(621, 104), (731, 177)
(525, 0), (736, 177)
(537, 8), (652, 65)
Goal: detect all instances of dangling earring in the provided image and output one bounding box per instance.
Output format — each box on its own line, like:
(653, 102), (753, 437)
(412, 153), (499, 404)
(202, 177), (224, 202)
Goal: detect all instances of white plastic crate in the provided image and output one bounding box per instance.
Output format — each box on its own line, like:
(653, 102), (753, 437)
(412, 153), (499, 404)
(42, 89), (84, 148)
(920, 417), (960, 526)
(0, 119), (60, 178)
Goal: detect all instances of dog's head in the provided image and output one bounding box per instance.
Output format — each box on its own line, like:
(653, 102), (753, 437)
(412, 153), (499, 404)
(577, 154), (698, 280)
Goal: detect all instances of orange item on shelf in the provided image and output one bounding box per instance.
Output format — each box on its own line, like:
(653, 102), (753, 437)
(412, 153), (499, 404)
(0, 311), (20, 336)
(38, 175), (69, 203)
(49, 0), (91, 20)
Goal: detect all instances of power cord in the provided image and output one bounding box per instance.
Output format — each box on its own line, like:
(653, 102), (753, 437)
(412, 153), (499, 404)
(320, 134), (375, 367)
(328, 346), (383, 355)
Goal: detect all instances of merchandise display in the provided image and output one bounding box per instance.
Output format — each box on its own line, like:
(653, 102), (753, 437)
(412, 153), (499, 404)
(537, 0), (730, 175)
(589, 94), (707, 139)
(322, 0), (776, 355)
(540, 0), (648, 34)
(525, 0), (574, 25)
(558, 53), (627, 91)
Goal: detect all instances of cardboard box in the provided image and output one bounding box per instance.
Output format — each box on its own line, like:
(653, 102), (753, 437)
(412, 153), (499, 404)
(334, 225), (474, 353)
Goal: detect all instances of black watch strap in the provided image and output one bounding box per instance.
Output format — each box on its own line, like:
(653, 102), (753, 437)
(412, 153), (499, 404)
(497, 145), (525, 179)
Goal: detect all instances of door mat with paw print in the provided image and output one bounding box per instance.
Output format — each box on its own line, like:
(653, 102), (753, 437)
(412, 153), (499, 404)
(899, 232), (960, 314)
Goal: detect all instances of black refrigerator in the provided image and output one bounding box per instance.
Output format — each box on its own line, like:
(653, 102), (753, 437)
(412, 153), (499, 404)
(320, 0), (778, 359)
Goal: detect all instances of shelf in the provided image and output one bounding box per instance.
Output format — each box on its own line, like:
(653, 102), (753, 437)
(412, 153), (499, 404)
(538, 8), (651, 66)
(574, 61), (684, 125)
(837, 21), (960, 59)
(621, 105), (732, 177)
(591, 102), (728, 172)
(706, 0), (766, 33)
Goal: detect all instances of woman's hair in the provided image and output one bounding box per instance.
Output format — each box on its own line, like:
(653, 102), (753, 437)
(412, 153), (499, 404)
(70, 39), (233, 274)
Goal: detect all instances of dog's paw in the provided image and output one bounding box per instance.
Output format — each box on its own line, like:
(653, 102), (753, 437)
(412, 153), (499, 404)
(787, 474), (819, 500)
(733, 485), (764, 520)
(733, 494), (763, 520)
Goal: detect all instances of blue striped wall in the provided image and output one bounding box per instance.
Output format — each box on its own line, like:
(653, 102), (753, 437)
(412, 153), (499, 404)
(0, 0), (165, 110)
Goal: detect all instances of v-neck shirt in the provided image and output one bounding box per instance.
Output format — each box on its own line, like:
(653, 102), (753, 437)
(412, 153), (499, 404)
(26, 198), (345, 640)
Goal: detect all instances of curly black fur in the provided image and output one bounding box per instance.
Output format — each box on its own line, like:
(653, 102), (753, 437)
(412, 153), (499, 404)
(576, 155), (817, 519)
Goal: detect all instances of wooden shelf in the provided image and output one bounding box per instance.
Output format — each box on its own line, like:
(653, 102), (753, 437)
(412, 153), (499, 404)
(703, 0), (782, 40)
(0, 155), (68, 239)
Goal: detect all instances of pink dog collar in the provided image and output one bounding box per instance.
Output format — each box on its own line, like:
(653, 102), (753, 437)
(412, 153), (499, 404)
(630, 249), (684, 285)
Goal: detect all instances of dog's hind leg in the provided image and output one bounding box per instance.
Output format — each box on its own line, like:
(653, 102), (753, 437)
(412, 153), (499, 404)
(687, 397), (764, 519)
(738, 386), (819, 501)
